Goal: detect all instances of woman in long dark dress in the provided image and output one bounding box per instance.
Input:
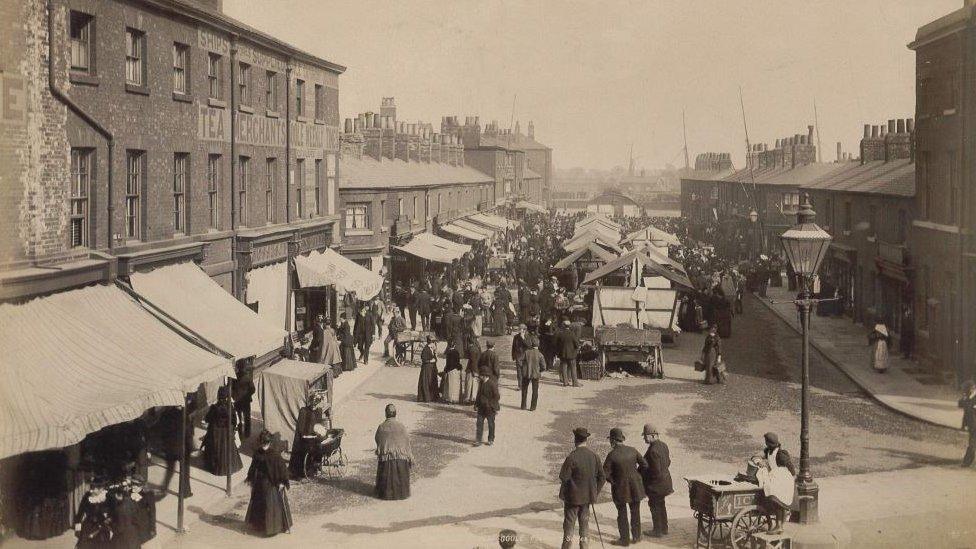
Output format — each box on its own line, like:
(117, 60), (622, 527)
(417, 336), (440, 402)
(701, 324), (724, 385)
(374, 404), (413, 500)
(201, 388), (243, 476)
(245, 431), (292, 537)
(16, 450), (70, 540)
(288, 393), (326, 479)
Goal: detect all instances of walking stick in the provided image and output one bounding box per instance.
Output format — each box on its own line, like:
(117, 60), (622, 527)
(590, 503), (607, 549)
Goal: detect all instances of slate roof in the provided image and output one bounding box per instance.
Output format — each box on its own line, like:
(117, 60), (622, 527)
(679, 168), (735, 183)
(721, 162), (850, 187)
(339, 156), (493, 190)
(800, 159), (915, 197)
(478, 133), (551, 151)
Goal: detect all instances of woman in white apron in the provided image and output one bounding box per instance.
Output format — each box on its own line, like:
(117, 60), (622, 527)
(757, 433), (796, 533)
(868, 319), (891, 373)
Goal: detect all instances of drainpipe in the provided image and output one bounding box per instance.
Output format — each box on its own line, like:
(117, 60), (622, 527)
(229, 36), (238, 298)
(285, 65), (292, 224)
(47, 0), (114, 249)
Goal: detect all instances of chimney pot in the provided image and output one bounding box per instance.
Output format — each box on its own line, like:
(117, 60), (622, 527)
(353, 118), (361, 132)
(880, 126), (887, 137)
(906, 118), (914, 133)
(807, 125), (815, 142)
(365, 112), (374, 128)
(897, 119), (906, 133)
(871, 125), (879, 137)
(863, 124), (870, 138)
(888, 119), (896, 134)
(344, 118), (353, 133)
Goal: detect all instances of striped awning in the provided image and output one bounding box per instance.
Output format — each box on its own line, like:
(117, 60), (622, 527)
(130, 262), (286, 360)
(0, 284), (234, 460)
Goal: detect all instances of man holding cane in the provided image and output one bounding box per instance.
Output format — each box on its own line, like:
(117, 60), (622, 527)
(559, 427), (606, 549)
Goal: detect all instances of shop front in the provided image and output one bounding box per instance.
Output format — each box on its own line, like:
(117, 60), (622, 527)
(826, 243), (857, 317)
(874, 241), (913, 333)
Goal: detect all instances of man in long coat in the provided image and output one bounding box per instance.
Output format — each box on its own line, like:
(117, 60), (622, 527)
(603, 428), (648, 546)
(415, 287), (432, 332)
(478, 340), (500, 381)
(511, 324), (530, 390)
(959, 380), (976, 467)
(555, 319), (581, 387)
(559, 428), (605, 549)
(444, 307), (465, 354)
(641, 423), (672, 537)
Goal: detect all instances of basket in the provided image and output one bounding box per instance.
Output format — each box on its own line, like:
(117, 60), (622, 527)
(579, 359), (604, 380)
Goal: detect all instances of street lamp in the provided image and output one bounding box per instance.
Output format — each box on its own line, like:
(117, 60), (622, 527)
(779, 194), (831, 525)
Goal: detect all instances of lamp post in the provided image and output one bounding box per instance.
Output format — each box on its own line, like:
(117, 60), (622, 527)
(778, 194), (831, 525)
(748, 209), (758, 259)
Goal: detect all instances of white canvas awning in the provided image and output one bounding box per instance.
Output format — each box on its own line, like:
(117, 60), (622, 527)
(441, 222), (488, 242)
(394, 232), (468, 263)
(257, 359), (333, 446)
(515, 201), (547, 214)
(453, 218), (497, 237)
(295, 248), (384, 301)
(245, 261), (289, 331)
(130, 262), (286, 359)
(470, 213), (517, 231)
(0, 284), (234, 459)
(414, 232), (471, 255)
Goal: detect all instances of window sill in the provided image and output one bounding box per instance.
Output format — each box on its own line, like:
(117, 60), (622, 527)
(942, 108), (957, 116)
(296, 115), (311, 124)
(239, 104), (254, 114)
(125, 83), (149, 96)
(345, 228), (374, 237)
(266, 109), (280, 118)
(208, 97), (227, 109)
(69, 71), (99, 86)
(314, 118), (326, 125)
(172, 92), (192, 103)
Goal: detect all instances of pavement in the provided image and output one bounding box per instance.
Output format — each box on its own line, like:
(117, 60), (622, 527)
(759, 286), (963, 430)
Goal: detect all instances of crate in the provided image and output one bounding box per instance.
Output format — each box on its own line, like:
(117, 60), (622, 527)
(579, 359), (604, 380)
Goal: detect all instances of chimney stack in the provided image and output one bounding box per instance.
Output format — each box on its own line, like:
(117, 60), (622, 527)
(837, 142), (842, 162)
(344, 118), (353, 134)
(528, 121), (535, 139)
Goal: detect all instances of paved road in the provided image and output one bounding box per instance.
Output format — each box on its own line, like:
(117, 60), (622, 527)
(164, 306), (970, 549)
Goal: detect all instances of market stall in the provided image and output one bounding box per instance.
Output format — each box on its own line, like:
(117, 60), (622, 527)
(257, 359), (334, 449)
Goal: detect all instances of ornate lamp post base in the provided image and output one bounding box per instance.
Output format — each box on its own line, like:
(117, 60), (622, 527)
(796, 477), (820, 524)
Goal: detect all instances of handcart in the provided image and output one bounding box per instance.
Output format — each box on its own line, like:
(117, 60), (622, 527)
(685, 475), (779, 548)
(594, 325), (664, 377)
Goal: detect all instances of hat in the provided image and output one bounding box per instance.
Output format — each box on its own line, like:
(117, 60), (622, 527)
(964, 379), (976, 392)
(572, 427), (590, 440)
(608, 427), (625, 442)
(763, 432), (780, 447)
(426, 335), (435, 343)
(642, 423), (658, 436)
(563, 319), (571, 326)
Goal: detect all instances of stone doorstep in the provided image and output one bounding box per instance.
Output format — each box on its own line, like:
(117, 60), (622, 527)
(752, 292), (961, 430)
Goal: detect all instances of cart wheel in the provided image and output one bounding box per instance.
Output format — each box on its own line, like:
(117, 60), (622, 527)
(334, 449), (347, 478)
(730, 508), (771, 548)
(302, 453), (318, 480)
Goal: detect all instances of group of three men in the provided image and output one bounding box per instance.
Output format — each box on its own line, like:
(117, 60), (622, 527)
(559, 425), (672, 548)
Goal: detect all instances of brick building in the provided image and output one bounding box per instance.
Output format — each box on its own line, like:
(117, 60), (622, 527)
(908, 3), (975, 383)
(679, 153), (735, 224)
(335, 99), (495, 282)
(802, 120), (915, 331)
(0, 0), (344, 322)
(443, 117), (551, 208)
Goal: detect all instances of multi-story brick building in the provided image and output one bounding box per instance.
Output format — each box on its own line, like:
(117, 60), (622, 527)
(1, 0), (345, 329)
(443, 117), (551, 208)
(802, 119), (915, 330)
(908, 3), (975, 383)
(335, 99), (495, 285)
(679, 153), (735, 225)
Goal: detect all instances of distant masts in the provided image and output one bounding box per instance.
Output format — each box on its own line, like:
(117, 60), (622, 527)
(682, 109), (690, 170)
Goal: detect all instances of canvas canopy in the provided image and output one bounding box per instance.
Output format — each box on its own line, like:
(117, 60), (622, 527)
(394, 238), (457, 263)
(130, 262), (286, 360)
(563, 232), (623, 254)
(453, 218), (497, 237)
(624, 225), (681, 246)
(553, 243), (618, 270)
(470, 213), (517, 231)
(591, 286), (678, 331)
(572, 223), (621, 245)
(577, 214), (621, 232)
(0, 284), (234, 459)
(296, 248), (384, 301)
(582, 249), (694, 290)
(414, 231), (471, 255)
(257, 359), (333, 447)
(245, 261), (289, 330)
(515, 200), (547, 213)
(441, 222), (488, 241)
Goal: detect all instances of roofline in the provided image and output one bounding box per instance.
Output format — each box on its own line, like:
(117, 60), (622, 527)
(338, 180), (494, 192)
(146, 0), (346, 74)
(908, 5), (973, 51)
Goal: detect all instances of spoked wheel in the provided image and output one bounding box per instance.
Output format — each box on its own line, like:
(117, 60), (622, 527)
(333, 449), (347, 478)
(302, 453), (319, 480)
(730, 508), (772, 548)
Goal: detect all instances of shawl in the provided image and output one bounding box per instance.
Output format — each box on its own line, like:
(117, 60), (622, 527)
(319, 327), (342, 365)
(375, 418), (413, 464)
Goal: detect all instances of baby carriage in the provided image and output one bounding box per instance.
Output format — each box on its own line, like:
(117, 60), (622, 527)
(302, 427), (347, 480)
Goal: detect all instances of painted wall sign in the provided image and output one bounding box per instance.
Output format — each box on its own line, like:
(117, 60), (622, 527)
(197, 27), (229, 55)
(198, 104), (339, 151)
(237, 44), (287, 73)
(0, 72), (26, 126)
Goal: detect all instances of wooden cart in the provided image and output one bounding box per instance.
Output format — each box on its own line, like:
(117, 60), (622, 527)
(594, 325), (664, 377)
(685, 475), (778, 549)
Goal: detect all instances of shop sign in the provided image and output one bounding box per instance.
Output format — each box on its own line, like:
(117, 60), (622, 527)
(198, 104), (339, 152)
(0, 73), (26, 126)
(299, 231), (330, 252)
(237, 44), (287, 73)
(197, 27), (229, 55)
(251, 241), (288, 265)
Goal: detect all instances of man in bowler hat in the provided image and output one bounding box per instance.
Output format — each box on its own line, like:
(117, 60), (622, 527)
(603, 427), (648, 546)
(641, 423), (672, 537)
(559, 427), (605, 549)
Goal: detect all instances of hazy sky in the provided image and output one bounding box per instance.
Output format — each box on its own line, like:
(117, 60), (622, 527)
(224, 0), (958, 171)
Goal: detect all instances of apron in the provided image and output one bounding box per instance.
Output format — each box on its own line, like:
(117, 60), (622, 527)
(758, 448), (795, 508)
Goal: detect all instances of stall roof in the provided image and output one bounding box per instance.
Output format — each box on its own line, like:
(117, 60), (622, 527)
(571, 223), (621, 245)
(623, 225), (681, 246)
(130, 262), (285, 359)
(414, 231), (471, 255)
(553, 243), (618, 270)
(470, 213), (517, 231)
(582, 249), (694, 290)
(564, 231), (623, 254)
(296, 248), (384, 301)
(515, 200), (547, 213)
(0, 284), (234, 459)
(441, 222), (488, 241)
(453, 218), (497, 237)
(577, 213), (621, 231)
(258, 359), (333, 445)
(394, 237), (461, 264)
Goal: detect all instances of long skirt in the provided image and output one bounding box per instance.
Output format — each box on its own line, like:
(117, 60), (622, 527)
(245, 481), (292, 537)
(202, 425), (243, 476)
(871, 340), (888, 372)
(342, 345), (357, 371)
(375, 459), (411, 500)
(417, 363), (439, 402)
(471, 314), (483, 337)
(441, 369), (462, 403)
(492, 308), (507, 336)
(462, 370), (481, 404)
